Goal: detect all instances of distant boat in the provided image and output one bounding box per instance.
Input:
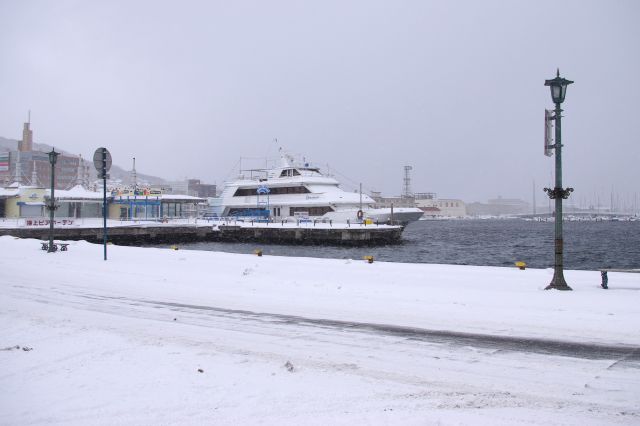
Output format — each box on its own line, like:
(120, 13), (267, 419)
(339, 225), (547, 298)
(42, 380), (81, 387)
(209, 151), (424, 225)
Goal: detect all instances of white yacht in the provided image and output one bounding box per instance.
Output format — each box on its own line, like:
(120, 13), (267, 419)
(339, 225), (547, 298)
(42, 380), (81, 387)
(209, 152), (424, 225)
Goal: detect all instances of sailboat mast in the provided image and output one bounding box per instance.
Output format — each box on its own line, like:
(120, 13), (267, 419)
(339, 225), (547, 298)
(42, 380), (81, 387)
(532, 180), (536, 215)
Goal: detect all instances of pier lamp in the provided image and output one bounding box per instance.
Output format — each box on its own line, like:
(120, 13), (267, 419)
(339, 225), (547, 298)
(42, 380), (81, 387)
(47, 149), (59, 253)
(543, 70), (574, 291)
(546, 70), (572, 104)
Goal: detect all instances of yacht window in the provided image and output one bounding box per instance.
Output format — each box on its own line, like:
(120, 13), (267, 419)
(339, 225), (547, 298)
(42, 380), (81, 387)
(290, 206), (334, 216)
(233, 186), (310, 196)
(278, 168), (301, 177)
(269, 186), (309, 195)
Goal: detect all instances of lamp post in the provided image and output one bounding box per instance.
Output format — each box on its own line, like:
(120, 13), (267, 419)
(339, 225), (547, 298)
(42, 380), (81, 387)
(47, 148), (59, 252)
(543, 69), (574, 290)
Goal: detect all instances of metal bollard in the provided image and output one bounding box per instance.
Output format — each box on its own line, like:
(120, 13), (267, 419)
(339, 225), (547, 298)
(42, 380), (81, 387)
(600, 270), (608, 289)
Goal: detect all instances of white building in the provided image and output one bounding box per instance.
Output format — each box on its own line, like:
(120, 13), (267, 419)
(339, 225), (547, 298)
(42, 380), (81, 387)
(415, 197), (466, 218)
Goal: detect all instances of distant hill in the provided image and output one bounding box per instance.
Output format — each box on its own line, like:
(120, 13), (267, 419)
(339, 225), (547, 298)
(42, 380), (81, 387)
(0, 136), (167, 186)
(0, 136), (19, 152)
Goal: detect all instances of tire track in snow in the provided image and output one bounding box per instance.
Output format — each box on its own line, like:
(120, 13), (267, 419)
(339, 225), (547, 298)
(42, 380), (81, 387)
(138, 298), (640, 362)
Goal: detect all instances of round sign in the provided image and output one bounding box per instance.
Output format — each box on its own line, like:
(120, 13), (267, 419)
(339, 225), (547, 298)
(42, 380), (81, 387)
(93, 147), (112, 172)
(257, 185), (270, 194)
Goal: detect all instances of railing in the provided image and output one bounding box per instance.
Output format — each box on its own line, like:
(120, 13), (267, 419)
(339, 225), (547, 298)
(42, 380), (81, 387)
(0, 217), (82, 228)
(0, 215), (399, 229)
(0, 216), (206, 229)
(204, 216), (393, 228)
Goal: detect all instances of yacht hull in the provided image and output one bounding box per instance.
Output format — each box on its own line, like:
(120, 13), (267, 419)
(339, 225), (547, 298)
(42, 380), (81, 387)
(324, 208), (424, 225)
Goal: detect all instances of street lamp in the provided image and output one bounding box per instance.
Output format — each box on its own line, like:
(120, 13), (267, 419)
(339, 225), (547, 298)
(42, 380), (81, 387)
(47, 148), (59, 252)
(543, 69), (574, 290)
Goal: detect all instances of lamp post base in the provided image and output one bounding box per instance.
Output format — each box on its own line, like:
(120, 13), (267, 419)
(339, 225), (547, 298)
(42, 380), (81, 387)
(545, 271), (573, 291)
(545, 283), (573, 291)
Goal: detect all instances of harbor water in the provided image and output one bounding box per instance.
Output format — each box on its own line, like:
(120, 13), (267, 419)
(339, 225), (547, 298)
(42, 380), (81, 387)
(177, 219), (640, 271)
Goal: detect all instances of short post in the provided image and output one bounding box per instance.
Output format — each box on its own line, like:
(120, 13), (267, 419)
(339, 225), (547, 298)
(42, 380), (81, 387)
(600, 270), (608, 289)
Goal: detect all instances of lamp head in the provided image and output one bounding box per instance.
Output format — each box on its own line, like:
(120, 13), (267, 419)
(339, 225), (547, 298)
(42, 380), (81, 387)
(48, 148), (59, 165)
(544, 69), (574, 104)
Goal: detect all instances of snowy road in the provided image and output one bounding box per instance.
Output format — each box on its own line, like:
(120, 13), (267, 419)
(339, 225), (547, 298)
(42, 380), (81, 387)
(2, 237), (640, 424)
(145, 299), (640, 361)
(3, 280), (640, 425)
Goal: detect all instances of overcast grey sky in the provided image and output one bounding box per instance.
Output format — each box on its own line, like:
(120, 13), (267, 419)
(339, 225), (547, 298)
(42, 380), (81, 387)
(1, 0), (638, 204)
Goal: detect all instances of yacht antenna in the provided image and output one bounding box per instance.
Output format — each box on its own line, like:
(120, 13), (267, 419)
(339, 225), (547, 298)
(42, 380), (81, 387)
(359, 183), (362, 212)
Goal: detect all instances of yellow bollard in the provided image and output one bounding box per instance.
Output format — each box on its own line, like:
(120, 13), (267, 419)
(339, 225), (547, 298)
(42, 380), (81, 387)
(255, 249), (263, 257)
(515, 261), (526, 270)
(363, 255), (374, 264)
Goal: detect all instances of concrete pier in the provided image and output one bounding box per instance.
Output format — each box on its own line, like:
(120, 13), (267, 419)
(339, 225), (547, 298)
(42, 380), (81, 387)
(0, 223), (403, 246)
(213, 224), (402, 244)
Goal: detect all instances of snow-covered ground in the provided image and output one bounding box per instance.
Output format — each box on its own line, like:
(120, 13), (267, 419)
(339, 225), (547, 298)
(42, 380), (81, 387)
(1, 235), (639, 425)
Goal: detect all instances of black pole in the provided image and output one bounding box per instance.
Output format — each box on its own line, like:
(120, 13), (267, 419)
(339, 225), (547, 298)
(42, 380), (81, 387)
(102, 148), (108, 261)
(47, 150), (58, 252)
(546, 101), (571, 290)
(543, 71), (574, 291)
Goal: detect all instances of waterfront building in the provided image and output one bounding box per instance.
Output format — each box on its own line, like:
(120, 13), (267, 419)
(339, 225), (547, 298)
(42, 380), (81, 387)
(109, 188), (204, 220)
(413, 193), (467, 218)
(18, 119), (33, 152)
(166, 179), (216, 198)
(466, 197), (530, 217)
(370, 192), (417, 208)
(0, 186), (18, 217)
(370, 191), (468, 219)
(0, 120), (83, 189)
(0, 152), (9, 180)
(46, 185), (104, 219)
(1, 184), (103, 220)
(6, 151), (81, 189)
(1, 183), (205, 222)
(0, 185), (47, 218)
